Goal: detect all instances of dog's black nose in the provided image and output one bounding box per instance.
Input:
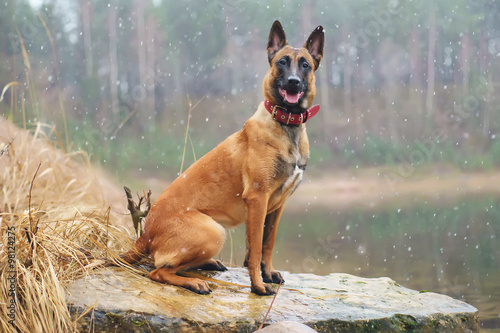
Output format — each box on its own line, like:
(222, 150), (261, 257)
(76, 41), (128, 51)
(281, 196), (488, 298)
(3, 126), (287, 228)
(287, 76), (301, 86)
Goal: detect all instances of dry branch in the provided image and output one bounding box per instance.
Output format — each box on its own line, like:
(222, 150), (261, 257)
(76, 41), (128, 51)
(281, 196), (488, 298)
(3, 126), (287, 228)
(124, 186), (151, 237)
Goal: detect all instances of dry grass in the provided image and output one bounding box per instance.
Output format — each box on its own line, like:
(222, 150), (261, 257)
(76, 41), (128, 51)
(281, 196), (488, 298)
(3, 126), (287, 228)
(0, 118), (133, 332)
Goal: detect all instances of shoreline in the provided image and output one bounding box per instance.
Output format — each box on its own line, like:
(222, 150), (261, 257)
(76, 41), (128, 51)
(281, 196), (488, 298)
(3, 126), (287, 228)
(135, 167), (500, 213)
(287, 168), (500, 212)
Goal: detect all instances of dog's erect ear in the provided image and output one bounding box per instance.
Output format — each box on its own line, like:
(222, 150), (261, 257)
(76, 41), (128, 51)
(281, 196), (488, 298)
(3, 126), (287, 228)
(304, 25), (324, 71)
(267, 20), (287, 63)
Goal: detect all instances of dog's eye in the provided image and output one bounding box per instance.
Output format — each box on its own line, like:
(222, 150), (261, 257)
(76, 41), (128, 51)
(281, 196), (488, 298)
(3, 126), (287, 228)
(278, 58), (287, 66)
(302, 62), (310, 69)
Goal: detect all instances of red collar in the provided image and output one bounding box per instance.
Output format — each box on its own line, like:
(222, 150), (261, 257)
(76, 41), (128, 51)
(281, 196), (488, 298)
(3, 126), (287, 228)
(264, 100), (320, 125)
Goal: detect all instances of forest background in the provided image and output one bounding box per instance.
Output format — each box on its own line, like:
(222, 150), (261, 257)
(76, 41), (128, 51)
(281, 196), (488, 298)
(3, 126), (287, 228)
(1, 0), (500, 178)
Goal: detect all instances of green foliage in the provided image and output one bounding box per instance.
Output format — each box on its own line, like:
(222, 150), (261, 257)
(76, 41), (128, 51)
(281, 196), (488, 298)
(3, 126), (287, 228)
(489, 139), (500, 165)
(328, 134), (500, 171)
(309, 145), (334, 166)
(337, 136), (398, 167)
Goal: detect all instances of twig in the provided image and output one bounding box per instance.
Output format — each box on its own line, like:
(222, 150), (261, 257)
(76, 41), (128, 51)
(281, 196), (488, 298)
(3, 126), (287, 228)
(0, 81), (20, 102)
(144, 190), (152, 216)
(28, 163), (42, 232)
(258, 277), (284, 330)
(180, 94), (193, 175)
(111, 108), (137, 138)
(25, 162), (42, 268)
(180, 94), (205, 174)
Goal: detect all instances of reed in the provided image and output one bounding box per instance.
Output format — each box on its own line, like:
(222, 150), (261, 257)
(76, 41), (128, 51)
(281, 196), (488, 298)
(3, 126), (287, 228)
(0, 119), (131, 333)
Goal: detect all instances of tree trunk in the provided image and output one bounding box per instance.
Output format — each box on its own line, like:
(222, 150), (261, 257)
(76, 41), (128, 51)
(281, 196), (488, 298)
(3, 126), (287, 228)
(482, 74), (492, 138)
(478, 31), (488, 75)
(342, 25), (355, 149)
(79, 0), (93, 77)
(135, 0), (148, 130)
(301, 0), (331, 141)
(319, 58), (331, 143)
(47, 0), (60, 87)
(425, 1), (436, 129)
(481, 33), (491, 139)
(409, 25), (423, 89)
(136, 0), (147, 91)
(409, 24), (424, 132)
(460, 32), (470, 96)
(108, 2), (118, 115)
(300, 0), (312, 38)
(146, 15), (157, 126)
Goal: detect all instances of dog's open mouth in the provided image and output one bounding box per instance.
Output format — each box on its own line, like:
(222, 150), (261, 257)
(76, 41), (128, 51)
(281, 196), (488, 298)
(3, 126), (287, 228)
(279, 88), (304, 105)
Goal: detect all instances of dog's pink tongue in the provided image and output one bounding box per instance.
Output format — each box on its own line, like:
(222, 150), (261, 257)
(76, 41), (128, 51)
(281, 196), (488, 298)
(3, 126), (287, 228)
(284, 91), (301, 104)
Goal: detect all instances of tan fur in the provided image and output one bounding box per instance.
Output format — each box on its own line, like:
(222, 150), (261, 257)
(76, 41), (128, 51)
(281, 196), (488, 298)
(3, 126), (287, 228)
(121, 21), (324, 295)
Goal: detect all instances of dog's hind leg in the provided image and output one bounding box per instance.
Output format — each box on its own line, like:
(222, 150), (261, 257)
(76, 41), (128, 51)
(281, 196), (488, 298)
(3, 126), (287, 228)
(149, 266), (213, 294)
(120, 231), (150, 264)
(191, 259), (228, 272)
(149, 212), (226, 294)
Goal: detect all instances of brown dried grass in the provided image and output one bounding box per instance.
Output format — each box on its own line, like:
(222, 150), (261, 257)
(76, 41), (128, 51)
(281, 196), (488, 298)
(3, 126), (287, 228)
(0, 118), (132, 332)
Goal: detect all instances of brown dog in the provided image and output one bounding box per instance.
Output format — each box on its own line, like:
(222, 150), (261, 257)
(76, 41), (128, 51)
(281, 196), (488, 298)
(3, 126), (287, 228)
(121, 20), (324, 296)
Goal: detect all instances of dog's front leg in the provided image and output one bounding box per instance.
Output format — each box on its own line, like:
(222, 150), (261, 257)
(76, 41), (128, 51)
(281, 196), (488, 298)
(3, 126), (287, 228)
(261, 206), (285, 284)
(245, 193), (275, 295)
(243, 207), (285, 284)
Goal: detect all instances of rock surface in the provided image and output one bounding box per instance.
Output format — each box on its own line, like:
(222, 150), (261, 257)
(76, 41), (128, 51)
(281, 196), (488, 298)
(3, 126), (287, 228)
(258, 321), (318, 332)
(66, 267), (479, 332)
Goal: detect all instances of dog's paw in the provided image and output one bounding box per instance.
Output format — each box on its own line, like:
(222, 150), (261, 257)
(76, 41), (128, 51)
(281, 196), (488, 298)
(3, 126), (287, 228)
(263, 270), (285, 284)
(251, 283), (275, 296)
(187, 279), (212, 295)
(212, 259), (228, 271)
(196, 259), (227, 272)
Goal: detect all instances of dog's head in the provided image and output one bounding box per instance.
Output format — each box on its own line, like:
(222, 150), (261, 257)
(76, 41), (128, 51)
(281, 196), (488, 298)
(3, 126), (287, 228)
(263, 20), (324, 113)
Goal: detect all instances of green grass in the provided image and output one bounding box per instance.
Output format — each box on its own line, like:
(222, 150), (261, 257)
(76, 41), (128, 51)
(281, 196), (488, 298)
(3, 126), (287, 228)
(68, 126), (500, 178)
(334, 136), (500, 172)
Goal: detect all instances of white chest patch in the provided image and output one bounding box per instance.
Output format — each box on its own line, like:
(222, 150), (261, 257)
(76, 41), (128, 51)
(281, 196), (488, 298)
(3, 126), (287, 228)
(283, 164), (304, 194)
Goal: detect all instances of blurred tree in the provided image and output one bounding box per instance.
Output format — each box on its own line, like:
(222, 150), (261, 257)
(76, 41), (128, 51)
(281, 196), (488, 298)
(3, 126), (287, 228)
(108, 0), (118, 116)
(425, 0), (437, 127)
(79, 0), (93, 78)
(155, 0), (227, 95)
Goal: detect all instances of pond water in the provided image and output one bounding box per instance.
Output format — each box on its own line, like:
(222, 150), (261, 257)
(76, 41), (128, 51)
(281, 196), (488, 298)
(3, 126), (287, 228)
(219, 194), (500, 331)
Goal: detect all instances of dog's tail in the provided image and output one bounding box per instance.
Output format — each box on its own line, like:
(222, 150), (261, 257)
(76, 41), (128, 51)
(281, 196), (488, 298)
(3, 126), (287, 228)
(120, 232), (150, 265)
